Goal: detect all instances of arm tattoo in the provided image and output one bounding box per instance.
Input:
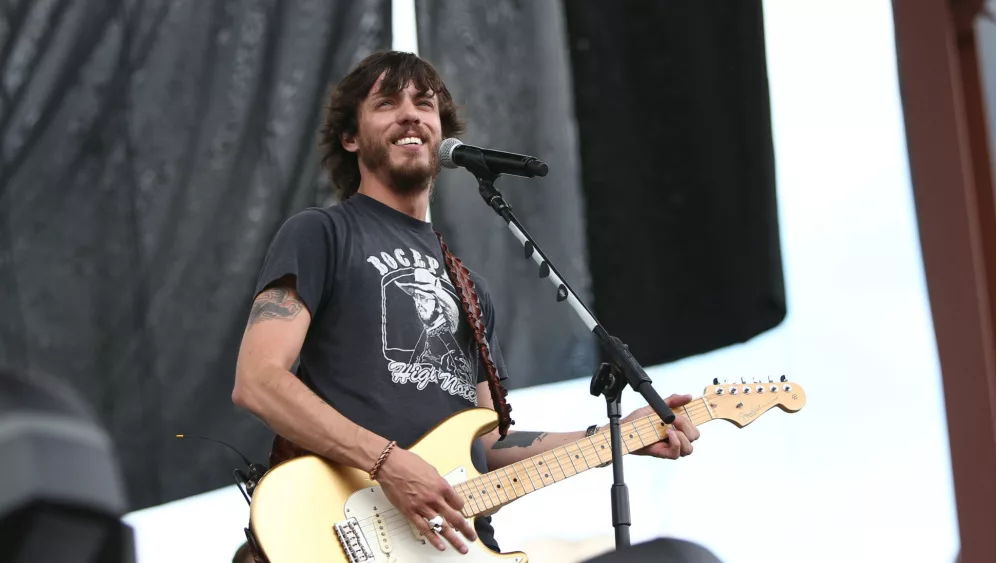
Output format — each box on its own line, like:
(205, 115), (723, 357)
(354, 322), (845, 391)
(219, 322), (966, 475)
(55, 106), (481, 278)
(491, 431), (547, 450)
(246, 287), (303, 329)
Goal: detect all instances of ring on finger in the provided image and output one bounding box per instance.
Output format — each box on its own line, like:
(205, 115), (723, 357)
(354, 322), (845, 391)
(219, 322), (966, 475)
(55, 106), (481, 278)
(427, 515), (445, 533)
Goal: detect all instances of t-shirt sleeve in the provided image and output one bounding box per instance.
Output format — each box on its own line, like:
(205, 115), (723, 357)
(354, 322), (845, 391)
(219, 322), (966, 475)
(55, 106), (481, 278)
(472, 276), (509, 384)
(253, 209), (334, 316)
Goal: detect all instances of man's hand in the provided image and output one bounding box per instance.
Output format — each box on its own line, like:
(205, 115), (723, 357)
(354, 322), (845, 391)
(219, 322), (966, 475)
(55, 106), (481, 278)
(376, 448), (477, 553)
(621, 394), (700, 459)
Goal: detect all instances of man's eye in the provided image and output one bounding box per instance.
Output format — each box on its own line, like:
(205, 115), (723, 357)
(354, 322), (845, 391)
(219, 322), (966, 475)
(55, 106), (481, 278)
(377, 100), (391, 107)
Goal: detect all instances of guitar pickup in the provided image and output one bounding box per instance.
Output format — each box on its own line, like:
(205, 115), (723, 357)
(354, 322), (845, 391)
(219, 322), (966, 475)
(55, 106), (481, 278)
(373, 511), (392, 555)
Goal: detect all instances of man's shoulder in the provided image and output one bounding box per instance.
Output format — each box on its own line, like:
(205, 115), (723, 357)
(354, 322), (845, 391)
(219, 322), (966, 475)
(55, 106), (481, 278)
(277, 202), (357, 237)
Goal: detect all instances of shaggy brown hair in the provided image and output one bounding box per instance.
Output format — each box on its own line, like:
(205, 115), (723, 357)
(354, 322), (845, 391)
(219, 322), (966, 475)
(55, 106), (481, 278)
(319, 51), (466, 200)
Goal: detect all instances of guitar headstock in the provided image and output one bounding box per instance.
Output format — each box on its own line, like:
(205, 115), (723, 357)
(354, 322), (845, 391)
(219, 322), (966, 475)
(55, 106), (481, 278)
(701, 376), (805, 427)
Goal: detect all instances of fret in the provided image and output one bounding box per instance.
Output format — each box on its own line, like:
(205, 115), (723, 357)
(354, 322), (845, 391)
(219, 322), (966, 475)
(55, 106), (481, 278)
(529, 456), (555, 486)
(458, 482), (484, 514)
(473, 476), (500, 508)
(553, 446), (576, 479)
(645, 416), (661, 442)
(516, 460), (542, 490)
(454, 387), (805, 520)
(541, 451), (564, 481)
(622, 421), (646, 449)
(566, 441), (591, 473)
(501, 466), (526, 497)
(595, 432), (614, 463)
(488, 473), (509, 504)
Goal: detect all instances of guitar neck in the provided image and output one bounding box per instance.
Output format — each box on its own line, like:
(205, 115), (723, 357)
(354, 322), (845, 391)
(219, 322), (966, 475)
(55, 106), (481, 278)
(457, 397), (716, 519)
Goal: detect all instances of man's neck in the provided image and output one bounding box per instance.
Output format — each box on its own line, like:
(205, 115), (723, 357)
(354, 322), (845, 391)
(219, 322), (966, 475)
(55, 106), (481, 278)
(357, 179), (431, 222)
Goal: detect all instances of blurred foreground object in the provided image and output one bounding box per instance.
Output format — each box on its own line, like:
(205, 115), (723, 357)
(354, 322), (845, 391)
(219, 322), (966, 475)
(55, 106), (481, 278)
(0, 368), (135, 563)
(581, 537), (723, 563)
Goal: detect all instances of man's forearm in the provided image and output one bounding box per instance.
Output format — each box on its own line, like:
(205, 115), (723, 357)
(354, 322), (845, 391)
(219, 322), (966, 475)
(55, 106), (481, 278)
(232, 365), (388, 472)
(484, 428), (598, 470)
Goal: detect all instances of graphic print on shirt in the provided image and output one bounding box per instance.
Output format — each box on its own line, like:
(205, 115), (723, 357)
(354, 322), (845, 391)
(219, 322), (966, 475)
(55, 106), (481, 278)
(366, 248), (478, 404)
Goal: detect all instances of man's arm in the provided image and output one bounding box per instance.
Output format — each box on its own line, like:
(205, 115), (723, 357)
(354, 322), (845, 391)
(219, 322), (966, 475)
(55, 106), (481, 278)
(232, 281), (476, 553)
(476, 382), (700, 471)
(232, 282), (388, 470)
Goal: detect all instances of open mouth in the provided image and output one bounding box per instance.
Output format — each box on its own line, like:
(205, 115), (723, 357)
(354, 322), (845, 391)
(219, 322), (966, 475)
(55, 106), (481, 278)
(393, 136), (424, 147)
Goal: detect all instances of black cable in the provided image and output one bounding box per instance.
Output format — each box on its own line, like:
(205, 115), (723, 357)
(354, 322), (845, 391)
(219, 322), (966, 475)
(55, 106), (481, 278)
(175, 434), (253, 466)
(233, 469), (251, 506)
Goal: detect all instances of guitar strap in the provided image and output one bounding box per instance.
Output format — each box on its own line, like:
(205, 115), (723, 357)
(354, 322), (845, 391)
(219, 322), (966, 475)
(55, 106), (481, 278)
(435, 232), (514, 439)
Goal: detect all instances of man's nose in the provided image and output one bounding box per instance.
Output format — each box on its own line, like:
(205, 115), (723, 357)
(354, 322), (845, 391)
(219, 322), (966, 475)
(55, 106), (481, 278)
(396, 98), (421, 125)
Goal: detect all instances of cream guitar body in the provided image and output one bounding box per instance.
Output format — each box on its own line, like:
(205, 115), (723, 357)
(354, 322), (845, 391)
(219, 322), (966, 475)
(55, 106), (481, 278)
(250, 408), (524, 562)
(249, 379), (806, 563)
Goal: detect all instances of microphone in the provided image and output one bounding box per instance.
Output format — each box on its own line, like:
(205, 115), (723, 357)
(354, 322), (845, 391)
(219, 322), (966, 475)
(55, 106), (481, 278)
(438, 138), (549, 178)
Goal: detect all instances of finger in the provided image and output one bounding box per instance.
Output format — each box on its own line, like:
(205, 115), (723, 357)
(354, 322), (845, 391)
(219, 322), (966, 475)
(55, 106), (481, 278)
(413, 508), (447, 552)
(665, 429), (681, 459)
(672, 413), (700, 443)
(439, 504), (477, 542)
(673, 428), (694, 457)
(437, 521), (471, 554)
(666, 394), (693, 408)
(442, 484), (466, 512)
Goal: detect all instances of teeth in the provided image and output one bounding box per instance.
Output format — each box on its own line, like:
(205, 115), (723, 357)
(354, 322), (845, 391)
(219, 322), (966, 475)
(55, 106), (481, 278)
(394, 137), (423, 146)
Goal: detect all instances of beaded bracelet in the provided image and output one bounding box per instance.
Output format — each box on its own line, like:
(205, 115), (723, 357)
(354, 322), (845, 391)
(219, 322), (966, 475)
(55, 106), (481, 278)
(369, 440), (397, 481)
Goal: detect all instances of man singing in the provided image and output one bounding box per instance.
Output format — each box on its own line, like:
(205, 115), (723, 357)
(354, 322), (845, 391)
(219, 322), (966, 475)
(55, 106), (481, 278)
(232, 50), (700, 556)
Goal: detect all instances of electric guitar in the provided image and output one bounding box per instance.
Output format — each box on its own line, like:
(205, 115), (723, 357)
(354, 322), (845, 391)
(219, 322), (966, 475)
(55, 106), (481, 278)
(248, 378), (806, 562)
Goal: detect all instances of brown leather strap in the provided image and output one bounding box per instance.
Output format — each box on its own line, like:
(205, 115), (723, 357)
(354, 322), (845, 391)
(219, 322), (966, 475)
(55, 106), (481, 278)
(436, 232), (514, 438)
(268, 434), (310, 468)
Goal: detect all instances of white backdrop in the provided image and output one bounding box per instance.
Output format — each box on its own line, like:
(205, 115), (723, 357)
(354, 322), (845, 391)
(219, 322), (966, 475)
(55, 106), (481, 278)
(124, 1), (962, 561)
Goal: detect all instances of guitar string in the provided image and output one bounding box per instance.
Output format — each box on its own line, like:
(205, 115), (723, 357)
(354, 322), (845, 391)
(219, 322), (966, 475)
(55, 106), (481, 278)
(352, 410), (706, 548)
(355, 406), (715, 529)
(348, 411), (706, 533)
(344, 395), (789, 533)
(451, 398), (777, 514)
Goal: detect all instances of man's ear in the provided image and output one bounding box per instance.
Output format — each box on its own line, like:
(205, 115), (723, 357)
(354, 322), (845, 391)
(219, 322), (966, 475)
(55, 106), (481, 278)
(341, 132), (359, 154)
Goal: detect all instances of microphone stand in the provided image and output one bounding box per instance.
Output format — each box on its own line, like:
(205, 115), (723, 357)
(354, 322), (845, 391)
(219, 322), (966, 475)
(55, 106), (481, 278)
(457, 156), (676, 550)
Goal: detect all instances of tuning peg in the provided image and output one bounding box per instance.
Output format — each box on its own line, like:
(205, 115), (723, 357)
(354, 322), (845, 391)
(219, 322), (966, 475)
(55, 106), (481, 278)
(768, 376), (773, 383)
(780, 375), (787, 382)
(713, 378), (719, 385)
(740, 377), (746, 384)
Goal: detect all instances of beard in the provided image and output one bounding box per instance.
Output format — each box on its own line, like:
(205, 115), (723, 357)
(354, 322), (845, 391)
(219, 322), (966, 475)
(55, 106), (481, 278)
(358, 134), (439, 196)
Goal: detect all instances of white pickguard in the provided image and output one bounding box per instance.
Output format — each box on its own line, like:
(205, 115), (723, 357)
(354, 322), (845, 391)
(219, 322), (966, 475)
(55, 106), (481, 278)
(339, 466), (522, 562)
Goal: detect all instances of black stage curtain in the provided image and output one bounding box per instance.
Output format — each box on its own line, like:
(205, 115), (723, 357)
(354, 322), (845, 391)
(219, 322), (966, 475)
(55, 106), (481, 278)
(563, 0), (786, 367)
(0, 0), (390, 509)
(416, 0), (599, 389)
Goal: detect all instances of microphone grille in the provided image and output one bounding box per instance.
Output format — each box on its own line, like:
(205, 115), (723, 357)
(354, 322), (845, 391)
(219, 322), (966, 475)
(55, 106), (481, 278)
(438, 138), (463, 169)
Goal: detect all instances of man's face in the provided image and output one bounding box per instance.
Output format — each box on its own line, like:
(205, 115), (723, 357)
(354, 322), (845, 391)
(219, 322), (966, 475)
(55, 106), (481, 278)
(413, 290), (438, 323)
(348, 75), (443, 194)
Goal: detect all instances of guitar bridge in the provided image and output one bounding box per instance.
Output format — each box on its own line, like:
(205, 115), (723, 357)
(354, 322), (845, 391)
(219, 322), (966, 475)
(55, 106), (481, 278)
(334, 518), (375, 562)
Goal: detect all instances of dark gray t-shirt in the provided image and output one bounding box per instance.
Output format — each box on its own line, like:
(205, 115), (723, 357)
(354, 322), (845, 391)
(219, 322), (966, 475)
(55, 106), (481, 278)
(254, 193), (507, 551)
